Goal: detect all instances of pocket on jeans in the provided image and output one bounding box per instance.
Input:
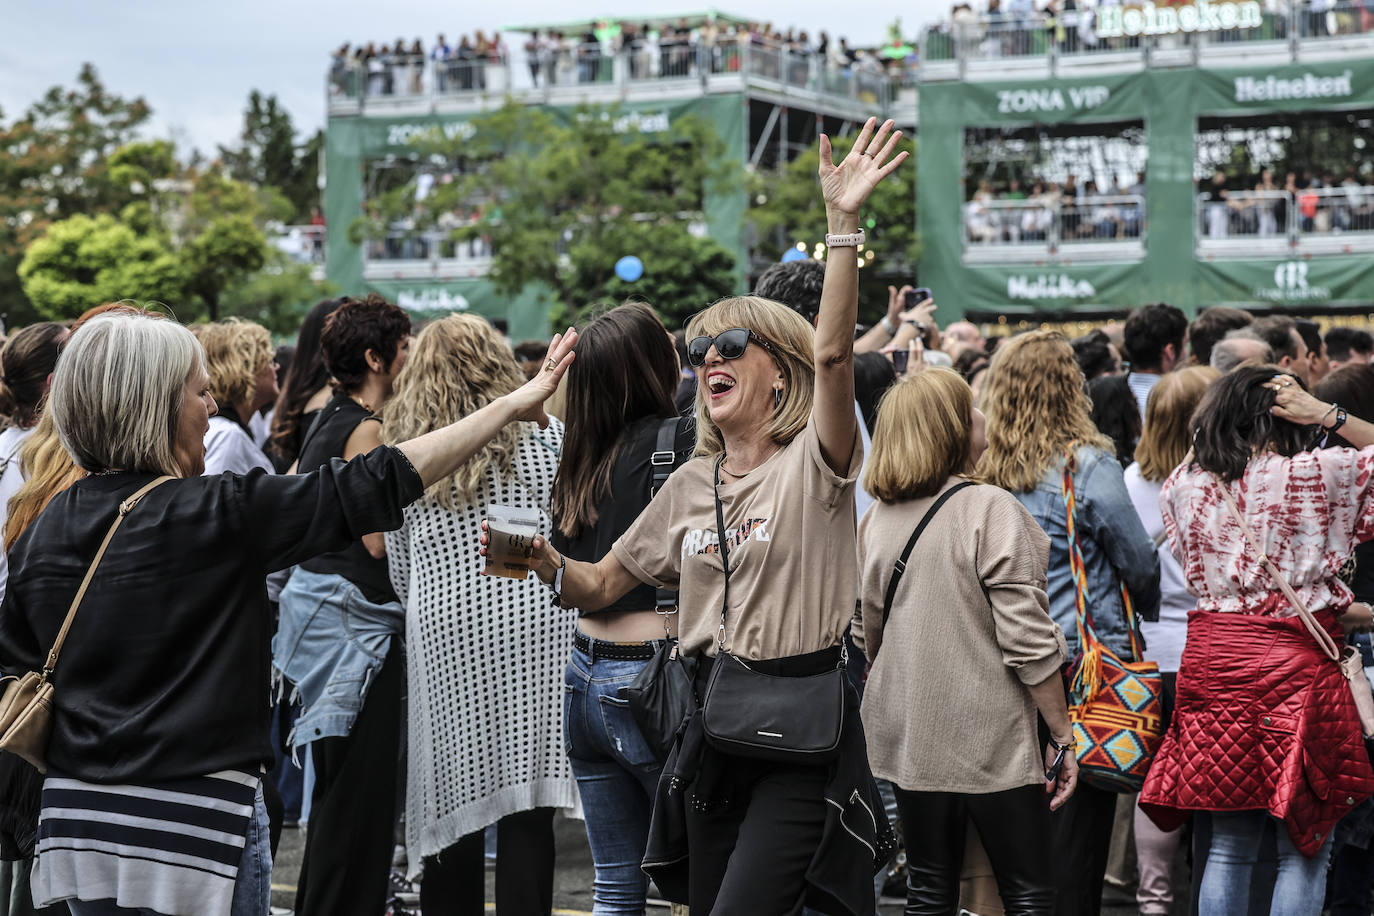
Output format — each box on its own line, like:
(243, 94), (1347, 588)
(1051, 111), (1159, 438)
(599, 693), (658, 768)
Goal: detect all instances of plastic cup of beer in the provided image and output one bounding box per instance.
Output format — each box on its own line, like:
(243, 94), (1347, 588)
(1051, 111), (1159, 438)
(484, 505), (540, 579)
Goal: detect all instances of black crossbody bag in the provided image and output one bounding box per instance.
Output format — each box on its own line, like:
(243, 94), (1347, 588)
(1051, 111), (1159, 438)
(699, 455), (848, 764)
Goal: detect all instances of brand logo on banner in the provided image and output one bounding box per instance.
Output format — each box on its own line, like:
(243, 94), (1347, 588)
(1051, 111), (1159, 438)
(385, 121), (477, 149)
(1007, 275), (1098, 300)
(1097, 0), (1262, 37)
(1252, 261), (1332, 302)
(1234, 71), (1354, 103)
(394, 289), (472, 311)
(997, 86), (1111, 113)
(575, 109), (672, 134)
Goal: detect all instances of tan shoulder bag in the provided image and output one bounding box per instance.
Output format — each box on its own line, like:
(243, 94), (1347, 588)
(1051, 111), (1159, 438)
(0, 476), (171, 773)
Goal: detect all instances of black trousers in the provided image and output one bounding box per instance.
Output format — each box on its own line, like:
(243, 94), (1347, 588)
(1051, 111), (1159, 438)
(294, 641), (404, 916)
(683, 754), (829, 915)
(420, 807), (556, 916)
(894, 784), (1055, 916)
(1048, 779), (1118, 916)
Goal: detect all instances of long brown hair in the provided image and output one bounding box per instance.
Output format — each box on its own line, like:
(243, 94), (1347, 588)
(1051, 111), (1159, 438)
(552, 303), (680, 538)
(977, 330), (1111, 493)
(268, 299), (339, 468)
(0, 323), (65, 429)
(1190, 364), (1311, 482)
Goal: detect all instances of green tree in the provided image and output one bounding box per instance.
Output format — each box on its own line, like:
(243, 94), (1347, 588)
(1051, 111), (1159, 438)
(17, 214), (184, 319)
(0, 64), (153, 325)
(181, 214), (267, 321)
(218, 249), (336, 336)
(354, 102), (743, 326)
(750, 134), (918, 323)
(219, 91), (321, 222)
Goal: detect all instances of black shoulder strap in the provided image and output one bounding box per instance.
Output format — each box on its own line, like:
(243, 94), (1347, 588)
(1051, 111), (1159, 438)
(652, 416), (687, 611)
(880, 481), (977, 629)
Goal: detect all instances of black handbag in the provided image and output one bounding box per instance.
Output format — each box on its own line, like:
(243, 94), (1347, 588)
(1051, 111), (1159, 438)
(620, 417), (697, 760)
(699, 456), (847, 764)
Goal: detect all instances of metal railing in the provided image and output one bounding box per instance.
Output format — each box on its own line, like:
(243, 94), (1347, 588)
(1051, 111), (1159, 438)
(363, 230), (494, 265)
(921, 0), (1373, 70)
(328, 36), (892, 111)
(269, 225), (326, 265)
(965, 195), (1146, 248)
(1195, 186), (1374, 242)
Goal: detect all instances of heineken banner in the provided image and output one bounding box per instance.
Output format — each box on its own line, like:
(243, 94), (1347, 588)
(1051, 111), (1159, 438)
(362, 277), (550, 341)
(1195, 256), (1374, 307)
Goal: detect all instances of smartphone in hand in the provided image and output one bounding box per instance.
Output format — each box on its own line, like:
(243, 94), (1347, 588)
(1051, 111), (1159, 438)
(903, 287), (933, 310)
(891, 349), (909, 374)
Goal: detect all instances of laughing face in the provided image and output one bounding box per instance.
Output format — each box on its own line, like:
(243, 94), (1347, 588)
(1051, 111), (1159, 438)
(697, 332), (784, 437)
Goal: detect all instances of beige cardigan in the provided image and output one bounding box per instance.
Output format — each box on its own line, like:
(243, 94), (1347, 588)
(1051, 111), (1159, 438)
(853, 478), (1067, 794)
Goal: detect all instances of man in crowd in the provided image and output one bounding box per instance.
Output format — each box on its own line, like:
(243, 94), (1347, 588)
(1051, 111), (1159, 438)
(1326, 327), (1374, 371)
(1251, 315), (1311, 386)
(1187, 306), (1252, 367)
(1210, 328), (1274, 374)
(1294, 319), (1330, 386)
(1123, 303), (1188, 419)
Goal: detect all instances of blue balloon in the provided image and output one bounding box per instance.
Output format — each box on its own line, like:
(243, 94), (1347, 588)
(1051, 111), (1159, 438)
(780, 248), (807, 263)
(615, 256), (644, 282)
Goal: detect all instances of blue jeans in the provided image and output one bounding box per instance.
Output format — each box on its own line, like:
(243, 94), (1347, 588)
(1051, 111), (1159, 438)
(564, 643), (665, 915)
(67, 780), (272, 916)
(1198, 810), (1333, 916)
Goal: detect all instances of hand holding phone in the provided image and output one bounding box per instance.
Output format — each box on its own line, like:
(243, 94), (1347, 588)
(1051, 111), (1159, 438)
(903, 287), (933, 310)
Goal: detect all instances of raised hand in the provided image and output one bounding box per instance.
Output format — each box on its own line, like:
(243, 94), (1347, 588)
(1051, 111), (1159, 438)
(505, 328), (578, 427)
(818, 117), (908, 217)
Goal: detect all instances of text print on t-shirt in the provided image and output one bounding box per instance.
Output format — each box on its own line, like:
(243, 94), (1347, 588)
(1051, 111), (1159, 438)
(680, 518), (772, 561)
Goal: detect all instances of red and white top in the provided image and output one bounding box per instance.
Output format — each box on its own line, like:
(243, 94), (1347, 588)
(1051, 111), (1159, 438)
(1161, 447), (1374, 617)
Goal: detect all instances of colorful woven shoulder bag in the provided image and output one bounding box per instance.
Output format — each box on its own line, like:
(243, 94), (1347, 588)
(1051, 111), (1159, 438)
(1062, 451), (1165, 792)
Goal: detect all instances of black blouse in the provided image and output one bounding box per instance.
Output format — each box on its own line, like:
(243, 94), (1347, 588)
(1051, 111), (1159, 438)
(0, 446), (423, 783)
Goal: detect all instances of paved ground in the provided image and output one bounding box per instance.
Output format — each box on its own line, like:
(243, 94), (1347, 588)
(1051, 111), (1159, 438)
(269, 814), (1184, 915)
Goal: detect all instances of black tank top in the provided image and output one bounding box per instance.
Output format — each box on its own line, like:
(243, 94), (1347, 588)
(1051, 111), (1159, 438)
(297, 393), (398, 604)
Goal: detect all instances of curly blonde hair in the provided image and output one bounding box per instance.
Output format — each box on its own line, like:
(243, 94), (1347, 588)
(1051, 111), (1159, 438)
(380, 314), (527, 507)
(976, 330), (1111, 493)
(194, 318), (273, 410)
(685, 296), (816, 458)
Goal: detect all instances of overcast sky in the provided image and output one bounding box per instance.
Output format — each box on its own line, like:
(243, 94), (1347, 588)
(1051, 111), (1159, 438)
(3, 0), (943, 156)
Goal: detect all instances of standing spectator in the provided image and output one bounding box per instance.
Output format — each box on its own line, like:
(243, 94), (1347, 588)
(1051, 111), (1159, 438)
(1210, 328), (1274, 374)
(1295, 319), (1329, 386)
(1325, 327), (1374, 371)
(382, 315), (573, 916)
(1122, 303), (1188, 420)
(1123, 366), (1218, 916)
(855, 368), (1076, 913)
(1072, 329), (1123, 380)
(1250, 315), (1311, 386)
(1187, 306), (1252, 367)
(275, 295), (412, 916)
(1087, 374), (1141, 467)
(432, 34), (452, 91)
(978, 330), (1160, 916)
(195, 320), (278, 478)
(1204, 170), (1231, 238)
(524, 31), (543, 86)
(268, 300), (341, 474)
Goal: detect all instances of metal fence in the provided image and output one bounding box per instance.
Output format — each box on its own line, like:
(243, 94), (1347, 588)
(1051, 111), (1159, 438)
(965, 195), (1146, 248)
(363, 230), (494, 264)
(1196, 186), (1374, 241)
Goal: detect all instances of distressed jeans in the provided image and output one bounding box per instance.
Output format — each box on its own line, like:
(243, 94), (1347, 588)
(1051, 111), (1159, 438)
(563, 643), (666, 915)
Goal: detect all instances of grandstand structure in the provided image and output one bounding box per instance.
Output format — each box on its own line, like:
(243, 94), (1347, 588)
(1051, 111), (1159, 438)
(322, 14), (901, 337)
(918, 3), (1374, 321)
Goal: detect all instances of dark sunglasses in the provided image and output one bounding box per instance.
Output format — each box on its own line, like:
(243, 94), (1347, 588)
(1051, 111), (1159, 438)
(686, 328), (776, 368)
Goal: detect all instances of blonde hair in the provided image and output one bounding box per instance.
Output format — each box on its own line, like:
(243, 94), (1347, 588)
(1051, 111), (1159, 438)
(380, 315), (527, 506)
(4, 410), (84, 550)
(49, 314), (206, 477)
(685, 296), (816, 457)
(194, 319), (273, 410)
(1135, 365), (1218, 482)
(865, 369), (972, 502)
(977, 330), (1111, 493)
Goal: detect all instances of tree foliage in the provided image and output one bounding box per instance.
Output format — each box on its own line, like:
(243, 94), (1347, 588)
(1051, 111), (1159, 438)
(749, 134), (918, 322)
(354, 102), (743, 328)
(218, 91), (322, 223)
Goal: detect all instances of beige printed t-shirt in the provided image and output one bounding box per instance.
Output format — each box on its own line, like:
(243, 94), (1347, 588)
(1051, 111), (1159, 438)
(612, 419), (862, 660)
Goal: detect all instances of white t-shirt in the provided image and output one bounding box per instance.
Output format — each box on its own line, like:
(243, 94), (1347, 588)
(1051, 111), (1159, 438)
(0, 425), (36, 603)
(1124, 462), (1192, 672)
(203, 416), (273, 477)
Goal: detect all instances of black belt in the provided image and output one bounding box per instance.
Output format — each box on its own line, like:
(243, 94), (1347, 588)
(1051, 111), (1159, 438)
(573, 632), (661, 661)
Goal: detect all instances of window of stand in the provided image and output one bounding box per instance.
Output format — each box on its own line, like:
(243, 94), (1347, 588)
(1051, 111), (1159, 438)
(359, 155), (497, 265)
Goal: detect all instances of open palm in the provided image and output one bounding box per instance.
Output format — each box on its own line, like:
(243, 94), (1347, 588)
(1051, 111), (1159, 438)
(818, 117), (907, 215)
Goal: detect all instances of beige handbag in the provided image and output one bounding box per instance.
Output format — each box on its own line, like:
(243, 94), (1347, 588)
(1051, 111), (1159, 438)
(0, 476), (170, 773)
(1216, 478), (1374, 738)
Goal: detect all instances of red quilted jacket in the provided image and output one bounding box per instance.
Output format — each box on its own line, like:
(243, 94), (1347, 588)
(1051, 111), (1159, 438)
(1140, 609), (1374, 856)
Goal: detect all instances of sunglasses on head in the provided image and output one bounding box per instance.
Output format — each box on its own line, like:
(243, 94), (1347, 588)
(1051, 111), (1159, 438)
(686, 328), (776, 368)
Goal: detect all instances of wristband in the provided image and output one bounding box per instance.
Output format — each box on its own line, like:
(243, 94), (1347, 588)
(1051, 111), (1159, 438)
(547, 554), (566, 601)
(879, 315), (896, 335)
(1051, 736), (1076, 751)
(824, 228), (865, 248)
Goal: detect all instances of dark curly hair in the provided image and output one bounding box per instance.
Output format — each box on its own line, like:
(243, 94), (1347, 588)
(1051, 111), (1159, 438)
(1190, 364), (1311, 482)
(319, 294), (412, 395)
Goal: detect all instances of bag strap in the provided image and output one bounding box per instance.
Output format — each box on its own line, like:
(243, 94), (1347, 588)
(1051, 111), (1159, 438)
(1213, 474), (1342, 662)
(712, 456), (731, 652)
(42, 476), (172, 677)
(880, 481), (977, 629)
(652, 417), (684, 615)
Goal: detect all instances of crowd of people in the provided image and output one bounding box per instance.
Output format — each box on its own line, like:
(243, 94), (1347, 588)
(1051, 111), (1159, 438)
(328, 21), (919, 98)
(965, 172), (1148, 244)
(1199, 167), (1374, 238)
(3, 111), (1374, 916)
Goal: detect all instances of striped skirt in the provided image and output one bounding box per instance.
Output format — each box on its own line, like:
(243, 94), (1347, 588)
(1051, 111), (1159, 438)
(31, 769), (258, 916)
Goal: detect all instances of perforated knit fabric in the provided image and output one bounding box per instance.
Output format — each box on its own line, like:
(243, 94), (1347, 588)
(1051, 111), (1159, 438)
(385, 420), (577, 873)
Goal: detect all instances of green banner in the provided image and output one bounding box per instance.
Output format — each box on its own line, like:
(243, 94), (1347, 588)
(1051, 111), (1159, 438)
(950, 71), (1149, 126)
(362, 277), (550, 341)
(1195, 255), (1374, 306)
(1193, 59), (1374, 115)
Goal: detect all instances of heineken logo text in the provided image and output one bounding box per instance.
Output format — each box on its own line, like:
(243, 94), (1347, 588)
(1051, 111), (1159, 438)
(1096, 0), (1262, 37)
(1234, 71), (1354, 103)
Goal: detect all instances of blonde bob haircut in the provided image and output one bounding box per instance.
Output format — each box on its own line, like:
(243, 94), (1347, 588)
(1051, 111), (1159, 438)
(1134, 365), (1218, 483)
(686, 295), (816, 457)
(194, 318), (273, 409)
(865, 368), (973, 502)
(977, 329), (1111, 494)
(49, 313), (206, 477)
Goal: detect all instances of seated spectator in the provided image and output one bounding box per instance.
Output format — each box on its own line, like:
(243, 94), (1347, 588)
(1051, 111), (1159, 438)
(1188, 306), (1252, 367)
(1326, 327), (1374, 371)
(1250, 315), (1311, 385)
(1210, 328), (1274, 374)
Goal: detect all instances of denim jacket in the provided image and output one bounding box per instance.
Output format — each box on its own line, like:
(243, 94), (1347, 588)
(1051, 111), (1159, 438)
(272, 566), (405, 748)
(1013, 445), (1161, 659)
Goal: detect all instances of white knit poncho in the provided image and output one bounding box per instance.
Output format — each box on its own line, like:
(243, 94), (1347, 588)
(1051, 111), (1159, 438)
(385, 420), (577, 873)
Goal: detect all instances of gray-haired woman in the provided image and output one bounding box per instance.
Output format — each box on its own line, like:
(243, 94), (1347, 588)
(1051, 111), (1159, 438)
(0, 312), (576, 916)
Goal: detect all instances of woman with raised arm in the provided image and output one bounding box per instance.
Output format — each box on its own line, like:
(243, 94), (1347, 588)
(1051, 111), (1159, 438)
(487, 117), (906, 913)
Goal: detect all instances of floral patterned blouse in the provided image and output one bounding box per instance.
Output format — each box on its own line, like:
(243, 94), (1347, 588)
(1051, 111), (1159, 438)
(1161, 447), (1374, 617)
